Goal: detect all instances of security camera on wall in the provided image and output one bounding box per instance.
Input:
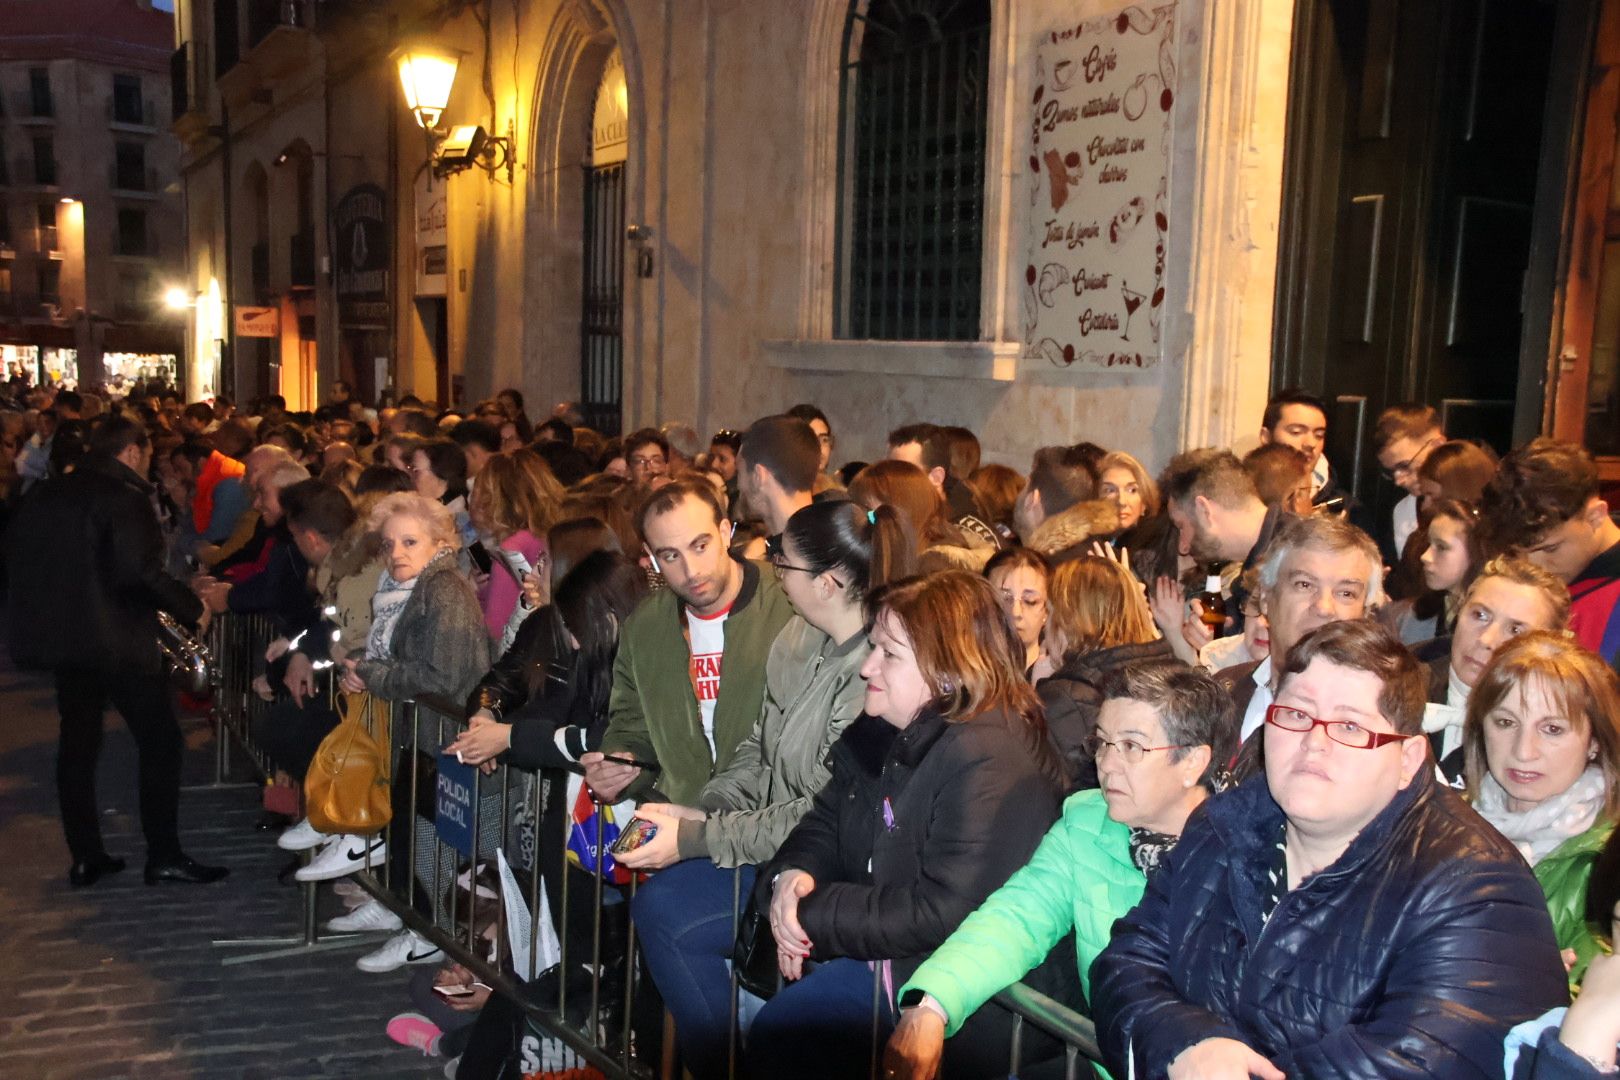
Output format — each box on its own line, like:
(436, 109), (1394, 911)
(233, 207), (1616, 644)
(434, 124), (487, 177)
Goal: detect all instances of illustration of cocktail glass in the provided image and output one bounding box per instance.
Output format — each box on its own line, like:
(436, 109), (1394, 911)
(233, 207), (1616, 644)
(1121, 282), (1145, 341)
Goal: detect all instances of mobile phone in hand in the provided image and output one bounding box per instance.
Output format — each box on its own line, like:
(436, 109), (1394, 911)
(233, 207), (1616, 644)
(434, 983), (477, 997)
(609, 817), (658, 856)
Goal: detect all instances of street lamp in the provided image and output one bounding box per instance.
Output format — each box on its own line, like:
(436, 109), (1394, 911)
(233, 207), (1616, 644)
(395, 46), (461, 131)
(163, 285), (195, 311)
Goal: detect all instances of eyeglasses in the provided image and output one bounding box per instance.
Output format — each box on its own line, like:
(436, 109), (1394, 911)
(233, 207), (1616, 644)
(628, 455), (666, 470)
(1082, 735), (1186, 763)
(1264, 704), (1409, 749)
(769, 551), (842, 588)
(1381, 436), (1441, 482)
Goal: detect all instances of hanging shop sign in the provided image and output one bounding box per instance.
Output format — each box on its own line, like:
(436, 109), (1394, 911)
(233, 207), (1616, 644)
(235, 305), (279, 338)
(333, 183), (389, 301)
(1021, 3), (1176, 371)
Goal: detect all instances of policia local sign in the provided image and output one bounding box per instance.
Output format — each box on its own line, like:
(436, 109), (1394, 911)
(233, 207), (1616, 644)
(334, 184), (389, 323)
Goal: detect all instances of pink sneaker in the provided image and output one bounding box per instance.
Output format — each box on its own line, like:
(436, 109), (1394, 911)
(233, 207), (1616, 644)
(387, 1012), (443, 1056)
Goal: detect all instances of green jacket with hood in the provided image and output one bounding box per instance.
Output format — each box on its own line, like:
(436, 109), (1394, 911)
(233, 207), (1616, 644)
(676, 614), (870, 867)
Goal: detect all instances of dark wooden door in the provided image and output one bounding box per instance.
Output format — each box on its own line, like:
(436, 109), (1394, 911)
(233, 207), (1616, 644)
(1273, 0), (1561, 522)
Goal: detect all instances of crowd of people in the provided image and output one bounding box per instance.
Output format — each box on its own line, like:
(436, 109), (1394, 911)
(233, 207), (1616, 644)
(3, 376), (1619, 1080)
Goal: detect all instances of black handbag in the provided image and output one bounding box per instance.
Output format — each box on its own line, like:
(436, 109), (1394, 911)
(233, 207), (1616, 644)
(731, 894), (783, 1001)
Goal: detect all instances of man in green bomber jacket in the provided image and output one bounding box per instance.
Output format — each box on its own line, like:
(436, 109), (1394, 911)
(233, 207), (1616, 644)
(582, 478), (795, 807)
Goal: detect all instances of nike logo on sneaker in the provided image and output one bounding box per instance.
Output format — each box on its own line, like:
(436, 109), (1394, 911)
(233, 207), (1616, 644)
(407, 947), (441, 962)
(344, 842), (381, 861)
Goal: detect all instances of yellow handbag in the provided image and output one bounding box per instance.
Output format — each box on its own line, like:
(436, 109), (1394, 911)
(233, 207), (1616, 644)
(304, 690), (393, 836)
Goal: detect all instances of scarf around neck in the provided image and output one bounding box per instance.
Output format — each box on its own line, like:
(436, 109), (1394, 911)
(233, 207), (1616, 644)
(1473, 765), (1608, 866)
(366, 551), (449, 659)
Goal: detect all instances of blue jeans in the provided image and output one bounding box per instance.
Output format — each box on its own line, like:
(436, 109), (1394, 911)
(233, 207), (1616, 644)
(746, 957), (895, 1080)
(631, 859), (756, 1079)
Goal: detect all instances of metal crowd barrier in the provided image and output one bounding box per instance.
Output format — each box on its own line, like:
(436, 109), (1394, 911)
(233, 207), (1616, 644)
(204, 612), (405, 964)
(205, 612), (1104, 1078)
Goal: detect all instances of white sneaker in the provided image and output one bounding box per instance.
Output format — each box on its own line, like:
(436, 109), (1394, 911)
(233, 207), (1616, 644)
(294, 833), (385, 882)
(325, 898), (402, 933)
(357, 929), (442, 973)
(276, 817), (328, 852)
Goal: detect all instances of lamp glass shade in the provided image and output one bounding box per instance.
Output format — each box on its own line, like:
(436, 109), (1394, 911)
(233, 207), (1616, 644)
(397, 49), (459, 130)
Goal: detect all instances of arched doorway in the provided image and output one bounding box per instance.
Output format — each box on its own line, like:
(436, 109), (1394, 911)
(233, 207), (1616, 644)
(581, 48), (627, 435)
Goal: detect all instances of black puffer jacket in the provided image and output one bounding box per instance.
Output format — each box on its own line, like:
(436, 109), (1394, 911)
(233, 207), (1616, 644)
(5, 454), (202, 674)
(1038, 638), (1173, 791)
(1091, 769), (1569, 1080)
(769, 706), (1063, 991)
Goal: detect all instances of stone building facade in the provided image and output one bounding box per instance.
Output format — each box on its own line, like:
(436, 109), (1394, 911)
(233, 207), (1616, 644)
(0, 0), (184, 389)
(171, 0), (1614, 487)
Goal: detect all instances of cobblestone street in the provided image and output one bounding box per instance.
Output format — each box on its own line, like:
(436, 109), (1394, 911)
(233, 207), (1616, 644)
(0, 661), (446, 1079)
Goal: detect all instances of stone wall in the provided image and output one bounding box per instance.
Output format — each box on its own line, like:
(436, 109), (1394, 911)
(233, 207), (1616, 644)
(400, 0), (1295, 470)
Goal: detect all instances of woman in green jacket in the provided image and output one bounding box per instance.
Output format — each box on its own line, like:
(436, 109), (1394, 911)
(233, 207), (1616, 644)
(623, 500), (915, 1079)
(1462, 631), (1620, 984)
(885, 659), (1237, 1080)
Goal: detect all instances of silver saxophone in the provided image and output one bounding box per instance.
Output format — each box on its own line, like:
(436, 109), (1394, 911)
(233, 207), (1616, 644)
(156, 610), (216, 696)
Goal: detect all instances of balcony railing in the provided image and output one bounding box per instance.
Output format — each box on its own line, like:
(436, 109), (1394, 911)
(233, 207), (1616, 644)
(289, 231), (315, 288)
(109, 96), (158, 128)
(110, 164), (158, 193)
(115, 233), (155, 258)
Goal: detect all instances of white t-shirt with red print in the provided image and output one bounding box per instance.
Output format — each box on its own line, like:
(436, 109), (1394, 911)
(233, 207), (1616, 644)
(686, 603), (730, 758)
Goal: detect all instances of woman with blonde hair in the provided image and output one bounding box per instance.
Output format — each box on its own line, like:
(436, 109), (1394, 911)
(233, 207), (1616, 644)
(1464, 631), (1620, 982)
(849, 460), (993, 573)
(1098, 449), (1175, 586)
(1037, 555), (1171, 790)
(326, 491), (493, 974)
(752, 570), (1062, 1080)
(1097, 450), (1160, 532)
(469, 451), (563, 652)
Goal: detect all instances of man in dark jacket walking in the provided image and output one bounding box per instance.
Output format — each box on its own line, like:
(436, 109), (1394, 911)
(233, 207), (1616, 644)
(5, 416), (228, 887)
(1091, 619), (1567, 1080)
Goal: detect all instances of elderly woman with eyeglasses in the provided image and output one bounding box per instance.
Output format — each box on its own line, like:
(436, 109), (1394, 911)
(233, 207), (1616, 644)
(1090, 620), (1568, 1080)
(885, 660), (1236, 1080)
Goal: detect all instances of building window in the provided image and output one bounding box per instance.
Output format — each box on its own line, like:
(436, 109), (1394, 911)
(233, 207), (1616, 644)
(32, 136), (56, 186)
(36, 203), (57, 252)
(37, 259), (60, 306)
(117, 208), (148, 256)
(116, 268), (153, 320)
(0, 205), (10, 246)
(113, 74), (145, 125)
(835, 0), (991, 341)
(115, 142), (147, 191)
(27, 68), (52, 118)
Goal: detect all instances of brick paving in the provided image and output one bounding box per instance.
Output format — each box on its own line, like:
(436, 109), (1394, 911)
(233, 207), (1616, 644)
(0, 661), (446, 1080)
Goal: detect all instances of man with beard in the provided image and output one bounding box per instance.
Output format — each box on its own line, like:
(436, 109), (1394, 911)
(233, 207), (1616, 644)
(582, 478), (795, 806)
(1162, 448), (1283, 633)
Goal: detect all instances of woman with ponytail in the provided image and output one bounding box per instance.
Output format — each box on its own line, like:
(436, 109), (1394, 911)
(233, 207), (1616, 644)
(623, 500), (916, 1079)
